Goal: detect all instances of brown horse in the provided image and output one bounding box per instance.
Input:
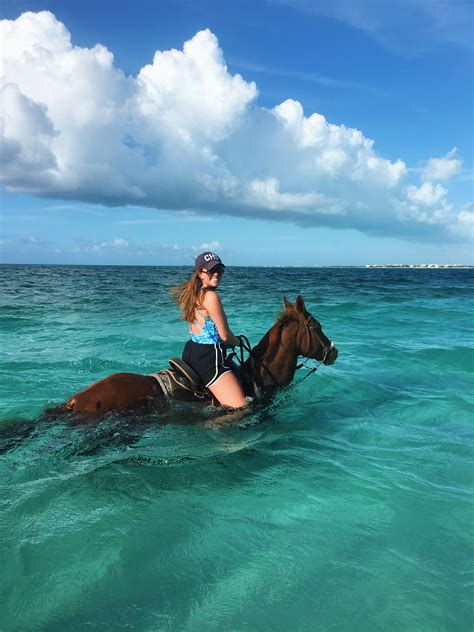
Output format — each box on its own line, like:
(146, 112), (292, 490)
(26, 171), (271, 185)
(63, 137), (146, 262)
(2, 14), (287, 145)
(59, 295), (338, 416)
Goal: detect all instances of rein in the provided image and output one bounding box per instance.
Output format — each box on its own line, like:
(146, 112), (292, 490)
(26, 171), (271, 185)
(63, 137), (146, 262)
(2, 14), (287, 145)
(226, 335), (280, 391)
(239, 335), (281, 387)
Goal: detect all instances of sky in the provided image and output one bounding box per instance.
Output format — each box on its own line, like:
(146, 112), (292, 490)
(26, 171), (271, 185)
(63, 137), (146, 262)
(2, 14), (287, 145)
(1, 0), (473, 266)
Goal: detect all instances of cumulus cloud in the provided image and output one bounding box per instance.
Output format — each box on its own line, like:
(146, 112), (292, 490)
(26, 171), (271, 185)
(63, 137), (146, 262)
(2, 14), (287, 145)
(112, 238), (128, 248)
(406, 182), (448, 206)
(0, 83), (58, 185)
(68, 237), (220, 261)
(0, 11), (471, 242)
(422, 148), (462, 182)
(449, 203), (474, 241)
(196, 240), (222, 251)
(397, 182), (452, 225)
(73, 237), (129, 253)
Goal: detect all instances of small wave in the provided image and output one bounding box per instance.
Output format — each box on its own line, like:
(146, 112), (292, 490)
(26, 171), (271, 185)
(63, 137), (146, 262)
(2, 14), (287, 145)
(409, 346), (474, 372)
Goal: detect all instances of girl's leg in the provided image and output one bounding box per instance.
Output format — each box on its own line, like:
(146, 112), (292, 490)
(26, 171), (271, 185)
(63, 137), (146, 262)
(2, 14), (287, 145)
(208, 371), (247, 408)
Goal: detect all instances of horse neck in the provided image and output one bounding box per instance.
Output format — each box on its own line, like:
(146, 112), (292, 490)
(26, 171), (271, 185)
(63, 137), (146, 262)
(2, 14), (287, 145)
(243, 319), (300, 388)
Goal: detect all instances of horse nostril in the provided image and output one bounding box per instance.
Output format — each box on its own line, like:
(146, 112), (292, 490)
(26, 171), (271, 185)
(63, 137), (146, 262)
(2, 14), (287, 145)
(324, 346), (338, 364)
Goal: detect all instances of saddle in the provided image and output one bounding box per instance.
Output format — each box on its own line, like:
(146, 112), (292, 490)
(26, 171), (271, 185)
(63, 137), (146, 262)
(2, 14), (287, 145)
(149, 357), (245, 404)
(149, 358), (213, 403)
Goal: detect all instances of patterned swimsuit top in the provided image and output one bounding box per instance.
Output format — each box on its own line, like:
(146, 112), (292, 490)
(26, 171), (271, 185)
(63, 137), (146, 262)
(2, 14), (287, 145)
(190, 308), (222, 344)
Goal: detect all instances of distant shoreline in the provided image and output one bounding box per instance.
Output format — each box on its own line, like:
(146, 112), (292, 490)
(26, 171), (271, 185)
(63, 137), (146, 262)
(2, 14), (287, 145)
(363, 264), (472, 269)
(1, 263), (473, 269)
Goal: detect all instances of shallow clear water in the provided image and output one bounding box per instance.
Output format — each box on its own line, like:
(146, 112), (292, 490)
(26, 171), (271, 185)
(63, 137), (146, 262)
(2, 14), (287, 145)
(1, 265), (473, 631)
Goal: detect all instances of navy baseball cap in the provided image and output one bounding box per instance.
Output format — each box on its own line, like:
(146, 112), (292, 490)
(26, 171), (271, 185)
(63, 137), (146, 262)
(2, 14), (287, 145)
(195, 252), (225, 271)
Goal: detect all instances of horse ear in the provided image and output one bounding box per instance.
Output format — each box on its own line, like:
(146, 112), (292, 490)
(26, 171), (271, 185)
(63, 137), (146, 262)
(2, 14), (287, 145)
(295, 295), (306, 313)
(284, 296), (293, 310)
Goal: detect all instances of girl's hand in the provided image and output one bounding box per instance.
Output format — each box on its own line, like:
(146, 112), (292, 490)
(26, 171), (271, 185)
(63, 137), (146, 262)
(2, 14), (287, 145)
(224, 333), (240, 348)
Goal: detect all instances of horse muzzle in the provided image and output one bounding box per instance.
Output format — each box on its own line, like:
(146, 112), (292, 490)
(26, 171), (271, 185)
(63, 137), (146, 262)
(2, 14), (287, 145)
(323, 342), (338, 366)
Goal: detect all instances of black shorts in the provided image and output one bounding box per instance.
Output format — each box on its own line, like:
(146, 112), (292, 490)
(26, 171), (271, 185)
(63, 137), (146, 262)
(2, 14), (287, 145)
(182, 340), (232, 388)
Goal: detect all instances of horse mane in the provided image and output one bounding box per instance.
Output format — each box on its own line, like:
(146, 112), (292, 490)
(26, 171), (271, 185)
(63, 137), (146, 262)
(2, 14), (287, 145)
(253, 308), (299, 362)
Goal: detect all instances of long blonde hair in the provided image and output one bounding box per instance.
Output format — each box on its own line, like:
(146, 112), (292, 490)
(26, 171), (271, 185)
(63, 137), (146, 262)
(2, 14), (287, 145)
(170, 270), (208, 323)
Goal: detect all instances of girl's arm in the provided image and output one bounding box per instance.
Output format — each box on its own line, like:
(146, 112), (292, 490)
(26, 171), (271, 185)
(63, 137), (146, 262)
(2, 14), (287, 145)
(203, 291), (240, 347)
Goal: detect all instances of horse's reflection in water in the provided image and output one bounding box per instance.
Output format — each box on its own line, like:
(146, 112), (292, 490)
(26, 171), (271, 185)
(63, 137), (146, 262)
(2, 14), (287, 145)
(56, 295), (338, 420)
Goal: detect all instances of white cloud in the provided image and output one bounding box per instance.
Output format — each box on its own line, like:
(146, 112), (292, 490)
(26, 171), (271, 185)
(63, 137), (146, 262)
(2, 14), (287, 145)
(70, 237), (203, 259)
(246, 177), (344, 214)
(0, 233), (53, 254)
(135, 29), (257, 144)
(112, 238), (128, 248)
(422, 148), (462, 182)
(397, 182), (453, 226)
(197, 240), (222, 251)
(73, 237), (129, 253)
(406, 182), (447, 206)
(449, 203), (474, 241)
(0, 11), (470, 243)
(0, 83), (58, 184)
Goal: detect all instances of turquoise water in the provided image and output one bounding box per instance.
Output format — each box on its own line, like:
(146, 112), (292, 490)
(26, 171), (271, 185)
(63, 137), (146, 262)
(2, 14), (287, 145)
(1, 265), (473, 631)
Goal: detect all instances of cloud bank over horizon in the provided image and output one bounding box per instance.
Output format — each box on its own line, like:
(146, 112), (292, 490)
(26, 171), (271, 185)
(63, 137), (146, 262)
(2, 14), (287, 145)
(0, 11), (472, 243)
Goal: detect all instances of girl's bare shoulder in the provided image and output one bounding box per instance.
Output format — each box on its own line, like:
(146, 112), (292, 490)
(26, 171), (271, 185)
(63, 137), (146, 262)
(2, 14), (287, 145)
(202, 289), (222, 308)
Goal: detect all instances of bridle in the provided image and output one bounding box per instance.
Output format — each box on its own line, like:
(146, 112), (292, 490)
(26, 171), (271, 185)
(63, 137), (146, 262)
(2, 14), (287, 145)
(291, 316), (335, 385)
(300, 316), (335, 365)
(231, 316), (334, 390)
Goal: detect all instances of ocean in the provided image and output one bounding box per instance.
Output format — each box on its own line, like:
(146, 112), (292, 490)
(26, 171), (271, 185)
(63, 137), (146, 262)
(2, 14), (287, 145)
(1, 264), (473, 631)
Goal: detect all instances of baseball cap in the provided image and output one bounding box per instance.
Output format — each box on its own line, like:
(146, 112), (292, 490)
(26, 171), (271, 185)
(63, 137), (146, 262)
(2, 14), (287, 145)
(194, 252), (225, 271)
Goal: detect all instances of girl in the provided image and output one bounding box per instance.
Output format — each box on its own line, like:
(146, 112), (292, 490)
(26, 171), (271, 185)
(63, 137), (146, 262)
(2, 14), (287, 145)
(171, 252), (247, 408)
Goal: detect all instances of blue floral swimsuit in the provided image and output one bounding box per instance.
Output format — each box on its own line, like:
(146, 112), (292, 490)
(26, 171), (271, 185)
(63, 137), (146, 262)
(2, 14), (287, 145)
(190, 313), (221, 344)
(182, 309), (232, 387)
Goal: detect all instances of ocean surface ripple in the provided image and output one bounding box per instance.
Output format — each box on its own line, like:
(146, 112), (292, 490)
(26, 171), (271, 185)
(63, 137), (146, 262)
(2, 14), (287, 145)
(0, 265), (473, 631)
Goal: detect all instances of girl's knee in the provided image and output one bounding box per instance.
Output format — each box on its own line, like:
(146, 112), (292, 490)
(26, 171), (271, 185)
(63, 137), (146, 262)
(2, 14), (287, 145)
(216, 392), (247, 409)
(209, 373), (246, 408)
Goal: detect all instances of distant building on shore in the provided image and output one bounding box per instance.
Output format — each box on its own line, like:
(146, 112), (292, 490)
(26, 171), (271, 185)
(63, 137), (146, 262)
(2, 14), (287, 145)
(364, 264), (471, 268)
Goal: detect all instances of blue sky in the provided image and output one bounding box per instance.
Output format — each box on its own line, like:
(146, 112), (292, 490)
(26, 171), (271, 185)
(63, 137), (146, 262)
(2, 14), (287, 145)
(1, 0), (473, 265)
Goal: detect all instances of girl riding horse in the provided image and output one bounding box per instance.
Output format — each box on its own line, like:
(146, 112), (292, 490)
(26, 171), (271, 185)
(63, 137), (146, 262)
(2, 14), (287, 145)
(170, 252), (247, 409)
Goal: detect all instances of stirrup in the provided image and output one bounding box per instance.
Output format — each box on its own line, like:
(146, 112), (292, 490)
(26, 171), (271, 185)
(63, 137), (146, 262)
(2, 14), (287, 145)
(169, 358), (204, 391)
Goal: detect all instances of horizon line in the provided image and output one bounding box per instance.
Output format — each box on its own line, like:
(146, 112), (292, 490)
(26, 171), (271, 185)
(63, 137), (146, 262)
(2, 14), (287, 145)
(1, 262), (473, 268)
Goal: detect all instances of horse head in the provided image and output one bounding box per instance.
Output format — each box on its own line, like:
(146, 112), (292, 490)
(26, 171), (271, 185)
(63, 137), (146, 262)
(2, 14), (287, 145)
(283, 295), (338, 366)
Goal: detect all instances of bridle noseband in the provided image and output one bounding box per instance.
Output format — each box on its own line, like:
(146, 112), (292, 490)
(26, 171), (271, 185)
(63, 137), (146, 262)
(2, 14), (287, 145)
(301, 316), (334, 364)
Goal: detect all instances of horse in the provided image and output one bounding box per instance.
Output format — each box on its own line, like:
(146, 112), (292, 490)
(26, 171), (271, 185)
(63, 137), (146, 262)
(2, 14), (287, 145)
(58, 295), (338, 417)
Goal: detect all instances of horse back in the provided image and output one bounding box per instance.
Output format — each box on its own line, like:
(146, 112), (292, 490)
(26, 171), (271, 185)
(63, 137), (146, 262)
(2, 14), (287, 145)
(63, 372), (160, 414)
